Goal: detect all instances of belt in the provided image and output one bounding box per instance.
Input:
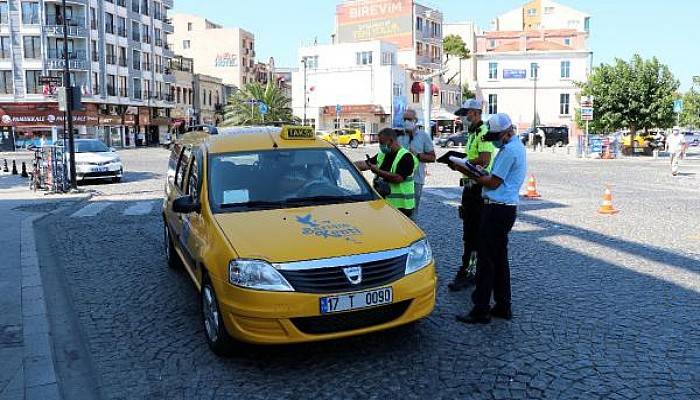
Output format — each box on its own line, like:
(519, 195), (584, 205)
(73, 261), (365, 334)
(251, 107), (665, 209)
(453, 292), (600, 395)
(483, 198), (517, 206)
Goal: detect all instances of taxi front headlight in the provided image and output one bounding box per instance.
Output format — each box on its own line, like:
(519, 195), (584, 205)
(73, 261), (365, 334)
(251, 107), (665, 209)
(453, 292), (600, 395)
(228, 259), (294, 292)
(405, 239), (433, 275)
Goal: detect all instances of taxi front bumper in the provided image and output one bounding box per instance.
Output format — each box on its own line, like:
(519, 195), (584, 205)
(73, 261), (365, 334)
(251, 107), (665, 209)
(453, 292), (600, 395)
(211, 264), (436, 344)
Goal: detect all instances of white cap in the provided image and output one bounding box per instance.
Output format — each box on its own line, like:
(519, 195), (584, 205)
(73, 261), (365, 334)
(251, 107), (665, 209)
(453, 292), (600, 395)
(483, 113), (513, 140)
(454, 99), (483, 116)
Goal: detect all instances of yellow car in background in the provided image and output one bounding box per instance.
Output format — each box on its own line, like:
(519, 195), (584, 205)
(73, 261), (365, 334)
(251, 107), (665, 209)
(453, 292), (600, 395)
(318, 128), (364, 148)
(163, 126), (436, 355)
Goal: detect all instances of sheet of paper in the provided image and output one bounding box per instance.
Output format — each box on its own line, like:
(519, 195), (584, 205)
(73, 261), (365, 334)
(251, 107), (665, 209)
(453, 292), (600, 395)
(223, 189), (249, 204)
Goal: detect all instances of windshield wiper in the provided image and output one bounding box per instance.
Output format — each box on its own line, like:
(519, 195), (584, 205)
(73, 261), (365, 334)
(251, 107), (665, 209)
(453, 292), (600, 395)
(283, 195), (367, 205)
(220, 200), (289, 209)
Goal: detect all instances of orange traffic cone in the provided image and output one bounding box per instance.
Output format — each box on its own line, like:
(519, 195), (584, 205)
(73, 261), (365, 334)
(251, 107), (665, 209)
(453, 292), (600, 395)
(597, 187), (619, 215)
(522, 175), (541, 198)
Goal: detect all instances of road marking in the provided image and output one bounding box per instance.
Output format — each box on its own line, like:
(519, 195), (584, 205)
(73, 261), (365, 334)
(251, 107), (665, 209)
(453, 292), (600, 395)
(122, 201), (155, 216)
(70, 202), (113, 218)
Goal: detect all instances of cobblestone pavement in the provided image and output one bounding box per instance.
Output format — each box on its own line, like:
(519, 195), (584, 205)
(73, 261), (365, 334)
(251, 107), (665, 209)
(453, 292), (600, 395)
(34, 145), (700, 399)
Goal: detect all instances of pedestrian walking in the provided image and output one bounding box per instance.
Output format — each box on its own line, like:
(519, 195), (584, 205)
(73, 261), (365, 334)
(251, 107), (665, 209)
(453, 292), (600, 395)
(454, 113), (527, 324)
(397, 109), (436, 218)
(666, 128), (686, 176)
(355, 128), (417, 218)
(448, 99), (497, 292)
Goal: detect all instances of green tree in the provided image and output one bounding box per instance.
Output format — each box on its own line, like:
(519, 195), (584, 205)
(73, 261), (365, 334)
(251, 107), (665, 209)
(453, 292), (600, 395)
(679, 88), (700, 128)
(577, 54), (679, 135)
(461, 85), (475, 100)
(443, 34), (471, 85)
(222, 82), (296, 126)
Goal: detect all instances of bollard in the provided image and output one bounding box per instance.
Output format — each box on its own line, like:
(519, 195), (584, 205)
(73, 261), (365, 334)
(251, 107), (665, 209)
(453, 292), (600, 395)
(11, 159), (18, 175)
(3, 159), (7, 172)
(20, 162), (28, 178)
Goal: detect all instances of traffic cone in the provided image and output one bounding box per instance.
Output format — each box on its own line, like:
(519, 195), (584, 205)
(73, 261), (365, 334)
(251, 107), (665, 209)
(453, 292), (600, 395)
(597, 187), (619, 215)
(20, 162), (28, 178)
(11, 160), (17, 175)
(522, 175), (541, 198)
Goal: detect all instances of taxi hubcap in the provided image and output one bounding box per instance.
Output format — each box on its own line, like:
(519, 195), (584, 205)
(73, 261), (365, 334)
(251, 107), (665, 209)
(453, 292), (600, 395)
(203, 286), (219, 342)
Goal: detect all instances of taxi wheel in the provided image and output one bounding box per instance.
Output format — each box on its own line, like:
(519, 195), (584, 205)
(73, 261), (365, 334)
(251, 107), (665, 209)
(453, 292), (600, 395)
(349, 139), (359, 148)
(201, 276), (236, 356)
(164, 224), (182, 269)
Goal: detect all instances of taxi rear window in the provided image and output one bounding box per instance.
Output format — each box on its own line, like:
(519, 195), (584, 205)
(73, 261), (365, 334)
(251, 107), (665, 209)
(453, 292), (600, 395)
(208, 148), (375, 212)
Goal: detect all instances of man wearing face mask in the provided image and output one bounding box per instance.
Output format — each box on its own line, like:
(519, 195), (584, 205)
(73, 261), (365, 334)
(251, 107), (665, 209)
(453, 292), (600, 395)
(397, 109), (436, 217)
(355, 128), (417, 218)
(448, 99), (497, 292)
(454, 113), (527, 324)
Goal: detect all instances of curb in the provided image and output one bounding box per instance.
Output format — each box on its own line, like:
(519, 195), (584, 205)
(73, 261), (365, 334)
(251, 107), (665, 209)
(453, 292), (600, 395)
(19, 213), (61, 400)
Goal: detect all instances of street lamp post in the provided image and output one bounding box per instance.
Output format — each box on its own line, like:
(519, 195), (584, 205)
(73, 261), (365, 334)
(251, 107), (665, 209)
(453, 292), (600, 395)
(62, 0), (77, 189)
(301, 58), (307, 125)
(532, 63), (539, 133)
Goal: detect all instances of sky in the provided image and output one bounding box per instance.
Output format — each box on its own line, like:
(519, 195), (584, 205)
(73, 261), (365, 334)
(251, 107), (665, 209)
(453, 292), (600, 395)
(173, 0), (700, 90)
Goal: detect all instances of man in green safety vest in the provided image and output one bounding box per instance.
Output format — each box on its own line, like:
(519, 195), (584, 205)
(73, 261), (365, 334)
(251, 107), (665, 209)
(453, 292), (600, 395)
(448, 99), (498, 292)
(355, 128), (417, 218)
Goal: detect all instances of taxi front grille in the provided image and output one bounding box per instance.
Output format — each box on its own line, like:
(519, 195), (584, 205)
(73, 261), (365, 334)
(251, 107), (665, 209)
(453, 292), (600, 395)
(291, 301), (411, 335)
(279, 254), (407, 294)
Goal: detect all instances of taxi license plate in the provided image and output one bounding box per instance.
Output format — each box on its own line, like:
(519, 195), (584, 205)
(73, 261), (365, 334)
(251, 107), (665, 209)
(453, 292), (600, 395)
(320, 287), (392, 314)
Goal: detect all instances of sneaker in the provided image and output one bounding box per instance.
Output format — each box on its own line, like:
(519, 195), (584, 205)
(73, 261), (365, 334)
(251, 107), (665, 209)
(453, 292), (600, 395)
(490, 305), (513, 320)
(447, 271), (476, 292)
(456, 309), (491, 324)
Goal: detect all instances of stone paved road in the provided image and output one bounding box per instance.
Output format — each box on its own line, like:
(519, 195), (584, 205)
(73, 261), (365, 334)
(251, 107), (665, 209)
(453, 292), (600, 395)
(35, 146), (700, 399)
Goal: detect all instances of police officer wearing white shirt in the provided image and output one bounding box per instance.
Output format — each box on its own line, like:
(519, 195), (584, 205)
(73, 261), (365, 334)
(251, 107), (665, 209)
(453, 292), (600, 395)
(455, 113), (527, 324)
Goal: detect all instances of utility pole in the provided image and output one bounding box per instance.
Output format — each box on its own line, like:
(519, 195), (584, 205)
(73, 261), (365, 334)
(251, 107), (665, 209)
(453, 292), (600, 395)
(301, 58), (307, 125)
(62, 0), (77, 189)
(420, 68), (449, 137)
(532, 63), (538, 132)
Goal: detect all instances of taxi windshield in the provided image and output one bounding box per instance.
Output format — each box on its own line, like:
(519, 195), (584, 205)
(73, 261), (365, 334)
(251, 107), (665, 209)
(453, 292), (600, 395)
(208, 148), (376, 212)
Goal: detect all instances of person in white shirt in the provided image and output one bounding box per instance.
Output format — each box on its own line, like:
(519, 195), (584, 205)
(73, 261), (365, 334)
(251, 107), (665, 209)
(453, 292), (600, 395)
(666, 128), (686, 176)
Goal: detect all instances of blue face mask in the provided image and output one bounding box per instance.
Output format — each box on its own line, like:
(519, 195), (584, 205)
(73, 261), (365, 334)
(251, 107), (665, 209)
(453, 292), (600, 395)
(493, 139), (505, 149)
(379, 144), (391, 154)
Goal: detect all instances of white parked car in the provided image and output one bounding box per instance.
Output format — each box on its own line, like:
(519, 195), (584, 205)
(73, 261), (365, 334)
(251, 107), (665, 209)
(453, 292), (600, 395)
(71, 139), (124, 183)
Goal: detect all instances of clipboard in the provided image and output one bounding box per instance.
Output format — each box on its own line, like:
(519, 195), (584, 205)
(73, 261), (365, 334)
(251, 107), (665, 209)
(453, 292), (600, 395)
(436, 151), (467, 164)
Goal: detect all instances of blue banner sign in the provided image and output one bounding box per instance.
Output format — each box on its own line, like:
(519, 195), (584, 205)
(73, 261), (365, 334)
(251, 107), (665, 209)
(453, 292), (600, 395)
(503, 69), (527, 79)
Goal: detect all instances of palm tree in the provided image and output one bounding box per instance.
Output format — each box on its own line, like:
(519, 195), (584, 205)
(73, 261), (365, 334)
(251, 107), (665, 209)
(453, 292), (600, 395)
(222, 82), (297, 126)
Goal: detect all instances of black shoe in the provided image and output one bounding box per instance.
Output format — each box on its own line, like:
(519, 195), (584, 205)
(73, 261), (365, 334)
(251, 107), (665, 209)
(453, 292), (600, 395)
(447, 272), (476, 292)
(456, 309), (491, 324)
(490, 305), (513, 320)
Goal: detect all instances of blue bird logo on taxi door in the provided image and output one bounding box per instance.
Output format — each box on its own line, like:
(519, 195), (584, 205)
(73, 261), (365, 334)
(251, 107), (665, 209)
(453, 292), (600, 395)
(295, 213), (362, 243)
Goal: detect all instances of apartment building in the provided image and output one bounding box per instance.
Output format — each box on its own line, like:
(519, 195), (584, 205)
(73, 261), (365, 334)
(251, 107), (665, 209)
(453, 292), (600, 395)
(171, 13), (254, 88)
(0, 0), (176, 147)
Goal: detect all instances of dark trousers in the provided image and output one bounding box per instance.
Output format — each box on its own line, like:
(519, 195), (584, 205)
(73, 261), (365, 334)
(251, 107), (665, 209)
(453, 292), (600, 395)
(461, 184), (484, 271)
(471, 203), (517, 313)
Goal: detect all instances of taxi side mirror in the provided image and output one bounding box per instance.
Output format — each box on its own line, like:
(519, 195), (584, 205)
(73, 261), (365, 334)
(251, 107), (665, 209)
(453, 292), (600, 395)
(172, 195), (201, 214)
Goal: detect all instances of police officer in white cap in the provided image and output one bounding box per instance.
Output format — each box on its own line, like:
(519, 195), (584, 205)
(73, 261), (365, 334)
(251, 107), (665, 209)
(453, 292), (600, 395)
(448, 99), (497, 292)
(455, 113), (527, 324)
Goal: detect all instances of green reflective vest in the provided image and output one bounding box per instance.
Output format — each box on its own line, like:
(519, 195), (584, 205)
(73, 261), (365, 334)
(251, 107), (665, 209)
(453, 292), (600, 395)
(376, 147), (416, 210)
(464, 122), (497, 172)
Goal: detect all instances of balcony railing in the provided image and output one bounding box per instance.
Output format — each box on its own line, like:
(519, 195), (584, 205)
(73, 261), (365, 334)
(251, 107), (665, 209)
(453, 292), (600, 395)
(118, 27), (127, 37)
(106, 24), (116, 34)
(119, 87), (128, 97)
(45, 15), (86, 27)
(142, 62), (151, 71)
(143, 35), (151, 44)
(132, 31), (140, 41)
(143, 90), (152, 99)
(105, 54), (116, 64)
(133, 60), (141, 70)
(163, 94), (173, 102)
(107, 85), (116, 96)
(47, 49), (86, 59)
(118, 57), (127, 67)
(154, 38), (162, 47)
(92, 85), (99, 95)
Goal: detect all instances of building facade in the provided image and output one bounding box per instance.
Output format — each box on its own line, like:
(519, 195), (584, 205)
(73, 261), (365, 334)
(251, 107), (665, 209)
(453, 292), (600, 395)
(0, 0), (176, 148)
(170, 13), (254, 88)
(443, 21), (478, 91)
(169, 54), (193, 126)
(474, 0), (592, 136)
(192, 72), (222, 125)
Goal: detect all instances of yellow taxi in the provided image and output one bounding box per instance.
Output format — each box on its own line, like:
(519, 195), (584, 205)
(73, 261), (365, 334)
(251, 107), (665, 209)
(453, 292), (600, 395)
(163, 125), (436, 355)
(317, 128), (364, 148)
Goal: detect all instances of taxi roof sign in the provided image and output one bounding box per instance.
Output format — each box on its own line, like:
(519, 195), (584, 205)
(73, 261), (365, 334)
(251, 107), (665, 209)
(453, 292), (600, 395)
(281, 125), (315, 140)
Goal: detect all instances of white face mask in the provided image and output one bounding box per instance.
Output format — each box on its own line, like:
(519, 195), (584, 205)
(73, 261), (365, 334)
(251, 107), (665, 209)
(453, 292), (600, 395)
(404, 120), (416, 132)
(461, 117), (471, 130)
